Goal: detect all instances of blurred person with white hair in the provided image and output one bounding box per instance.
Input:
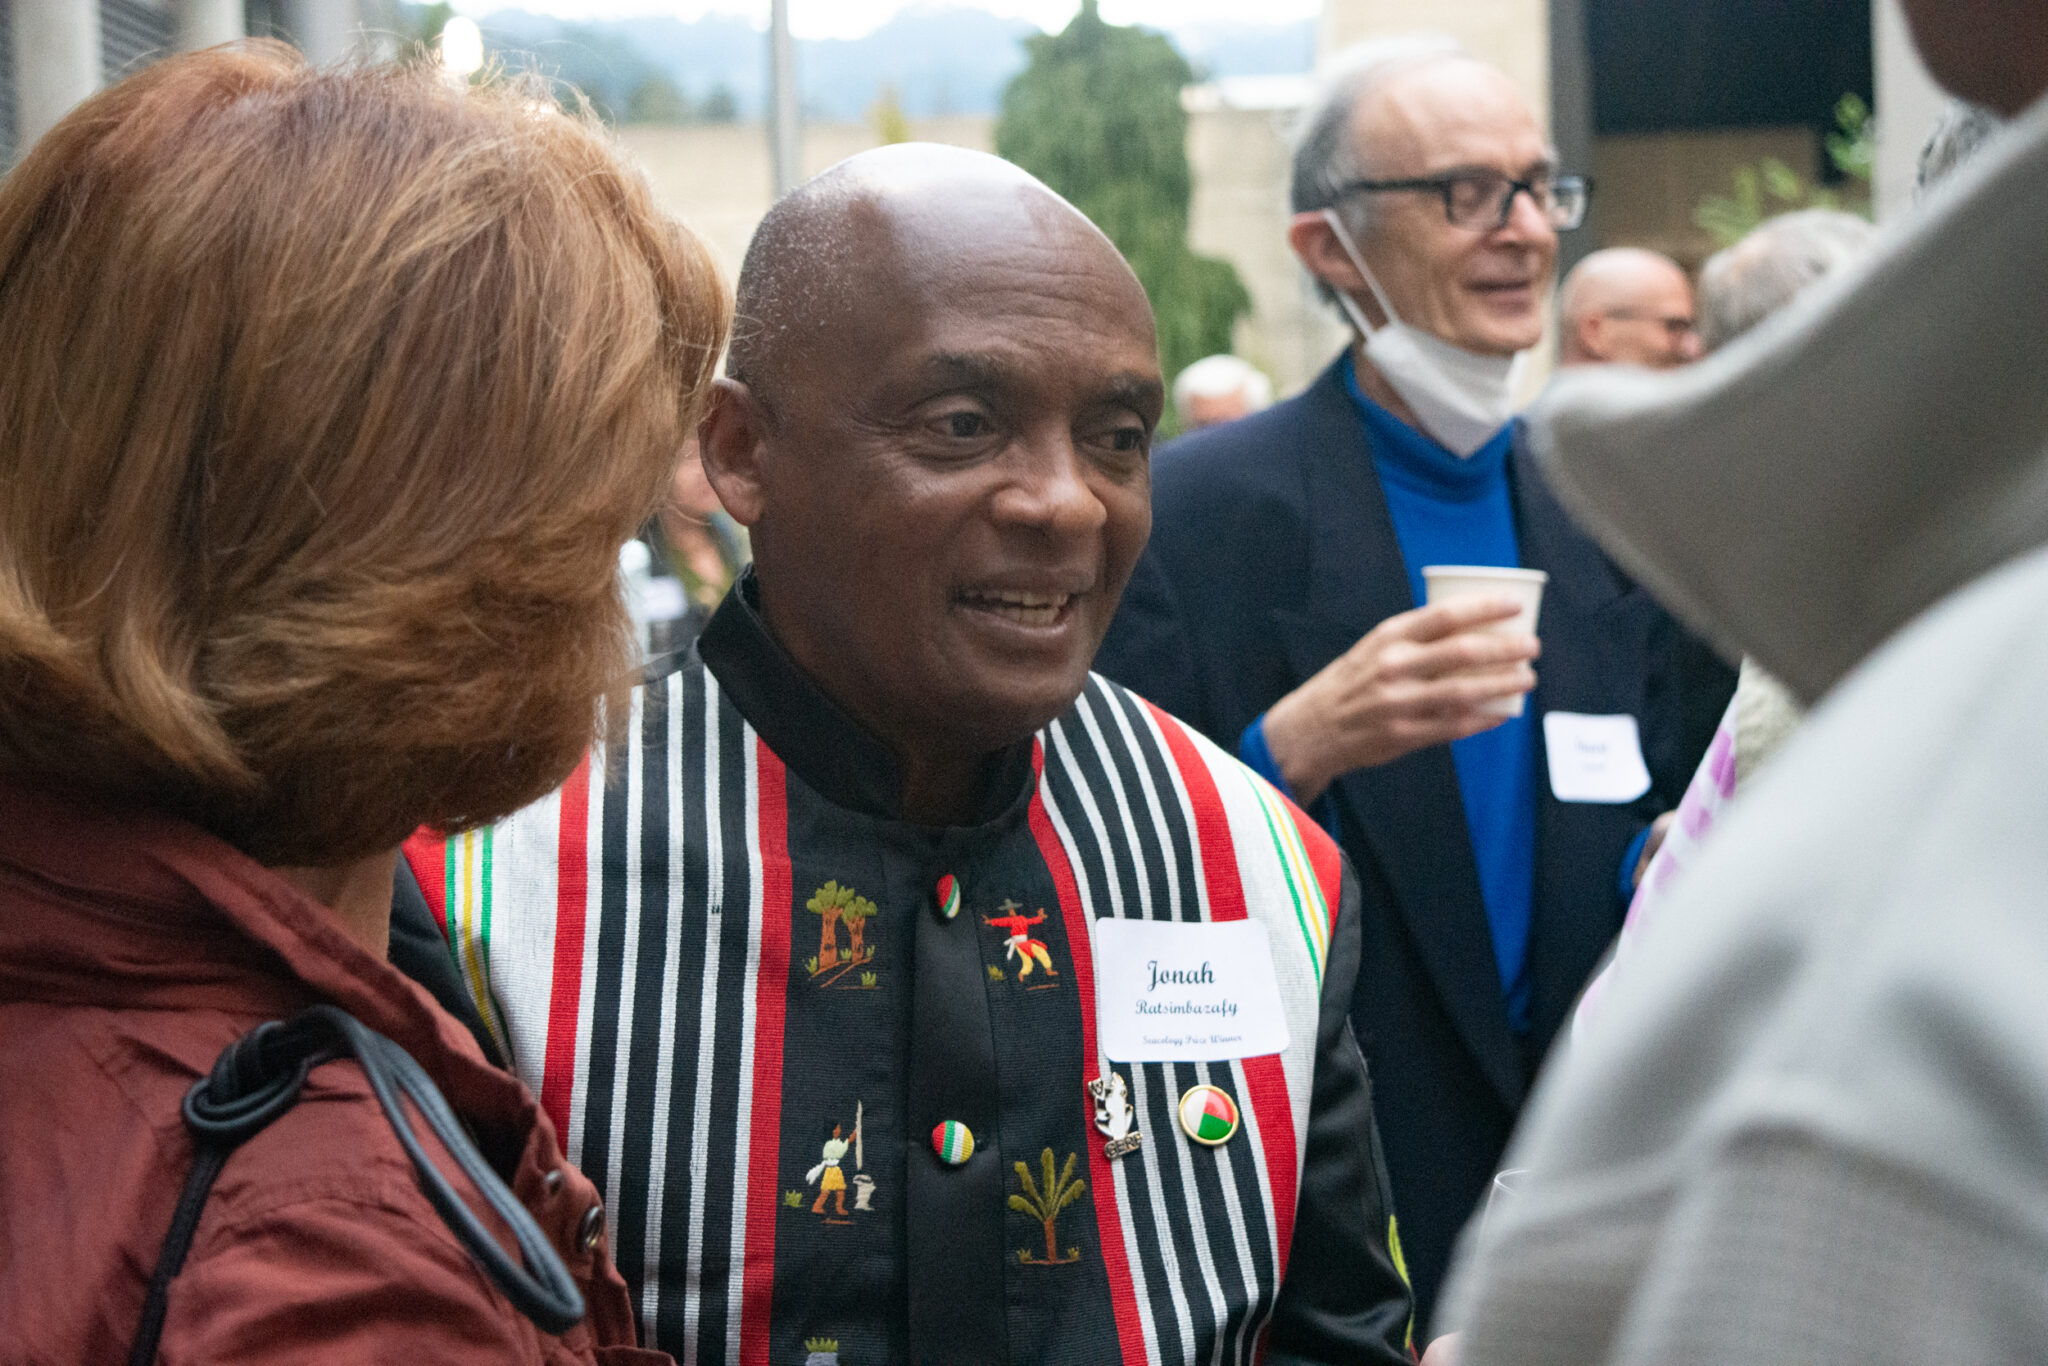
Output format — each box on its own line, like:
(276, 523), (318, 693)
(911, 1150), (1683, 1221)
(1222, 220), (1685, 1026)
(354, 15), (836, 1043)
(1099, 33), (1704, 1333)
(1558, 247), (1703, 369)
(1696, 208), (1879, 352)
(1173, 353), (1274, 430)
(1435, 1), (2048, 1360)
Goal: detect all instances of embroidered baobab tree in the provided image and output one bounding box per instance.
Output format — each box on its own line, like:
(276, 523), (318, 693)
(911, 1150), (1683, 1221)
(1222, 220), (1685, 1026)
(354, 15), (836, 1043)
(807, 880), (855, 972)
(1011, 1148), (1085, 1265)
(840, 891), (879, 968)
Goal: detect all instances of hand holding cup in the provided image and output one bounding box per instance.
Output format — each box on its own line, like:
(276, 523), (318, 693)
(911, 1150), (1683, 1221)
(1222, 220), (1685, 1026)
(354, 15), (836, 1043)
(1420, 566), (1548, 717)
(1261, 591), (1541, 804)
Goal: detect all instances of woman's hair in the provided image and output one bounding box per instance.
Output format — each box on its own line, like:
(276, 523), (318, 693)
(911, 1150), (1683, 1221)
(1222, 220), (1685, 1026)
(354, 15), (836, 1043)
(0, 45), (730, 865)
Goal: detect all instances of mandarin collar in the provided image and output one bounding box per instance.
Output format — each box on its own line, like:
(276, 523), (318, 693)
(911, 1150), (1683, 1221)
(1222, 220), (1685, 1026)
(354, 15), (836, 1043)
(696, 568), (1039, 827)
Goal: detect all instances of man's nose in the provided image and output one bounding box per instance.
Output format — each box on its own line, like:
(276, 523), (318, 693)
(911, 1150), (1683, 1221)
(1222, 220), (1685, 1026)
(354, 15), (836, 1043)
(996, 436), (1109, 537)
(1496, 185), (1556, 246)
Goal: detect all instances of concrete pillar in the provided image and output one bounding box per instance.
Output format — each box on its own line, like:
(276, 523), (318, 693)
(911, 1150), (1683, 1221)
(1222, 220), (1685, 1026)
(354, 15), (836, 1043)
(768, 0), (801, 196)
(177, 0), (247, 51)
(281, 0), (360, 65)
(13, 0), (101, 151)
(1872, 0), (1949, 222)
(1546, 0), (1597, 269)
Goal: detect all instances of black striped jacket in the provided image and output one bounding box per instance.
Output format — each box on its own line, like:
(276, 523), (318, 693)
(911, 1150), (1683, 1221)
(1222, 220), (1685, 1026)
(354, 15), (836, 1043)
(408, 586), (1413, 1365)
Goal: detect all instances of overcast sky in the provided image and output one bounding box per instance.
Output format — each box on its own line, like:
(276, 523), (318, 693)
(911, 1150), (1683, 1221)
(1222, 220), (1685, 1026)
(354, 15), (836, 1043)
(449, 1), (1323, 42)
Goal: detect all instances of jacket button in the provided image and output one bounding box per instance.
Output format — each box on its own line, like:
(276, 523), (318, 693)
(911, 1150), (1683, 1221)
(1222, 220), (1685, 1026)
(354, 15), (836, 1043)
(542, 1168), (565, 1197)
(576, 1202), (606, 1253)
(936, 873), (961, 921)
(931, 1120), (975, 1165)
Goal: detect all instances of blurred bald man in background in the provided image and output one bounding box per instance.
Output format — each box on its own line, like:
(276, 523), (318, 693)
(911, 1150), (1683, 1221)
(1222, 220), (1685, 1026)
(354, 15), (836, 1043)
(1558, 247), (1702, 369)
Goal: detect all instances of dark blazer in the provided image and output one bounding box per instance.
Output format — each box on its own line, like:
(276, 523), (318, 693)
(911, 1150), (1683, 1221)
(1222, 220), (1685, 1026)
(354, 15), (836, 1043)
(1097, 357), (1695, 1333)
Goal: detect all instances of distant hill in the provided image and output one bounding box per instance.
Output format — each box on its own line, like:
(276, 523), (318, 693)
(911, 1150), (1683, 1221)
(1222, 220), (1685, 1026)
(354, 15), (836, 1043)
(449, 4), (1314, 123)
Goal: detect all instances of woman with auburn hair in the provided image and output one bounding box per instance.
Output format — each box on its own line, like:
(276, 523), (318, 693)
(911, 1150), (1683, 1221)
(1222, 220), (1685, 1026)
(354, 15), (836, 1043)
(0, 43), (726, 1364)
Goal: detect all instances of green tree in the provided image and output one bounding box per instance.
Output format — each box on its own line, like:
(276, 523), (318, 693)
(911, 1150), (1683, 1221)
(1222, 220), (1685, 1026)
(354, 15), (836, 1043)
(1009, 1148), (1085, 1265)
(839, 892), (878, 965)
(399, 2), (454, 51)
(626, 73), (694, 125)
(869, 84), (912, 146)
(700, 84), (739, 124)
(807, 880), (856, 970)
(996, 0), (1249, 390)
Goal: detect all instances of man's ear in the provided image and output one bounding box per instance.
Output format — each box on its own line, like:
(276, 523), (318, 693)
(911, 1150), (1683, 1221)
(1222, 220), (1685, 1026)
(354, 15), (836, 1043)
(1287, 211), (1386, 329)
(699, 377), (769, 528)
(1576, 312), (1612, 363)
(1288, 211), (1368, 296)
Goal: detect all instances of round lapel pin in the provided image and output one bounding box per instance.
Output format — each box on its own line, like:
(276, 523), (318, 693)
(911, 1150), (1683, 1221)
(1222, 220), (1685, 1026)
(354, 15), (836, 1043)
(936, 874), (961, 921)
(1177, 1085), (1240, 1146)
(931, 1120), (975, 1165)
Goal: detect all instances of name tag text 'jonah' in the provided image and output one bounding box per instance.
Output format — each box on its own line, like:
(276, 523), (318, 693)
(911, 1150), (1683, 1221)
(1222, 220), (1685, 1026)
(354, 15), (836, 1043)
(1095, 919), (1288, 1063)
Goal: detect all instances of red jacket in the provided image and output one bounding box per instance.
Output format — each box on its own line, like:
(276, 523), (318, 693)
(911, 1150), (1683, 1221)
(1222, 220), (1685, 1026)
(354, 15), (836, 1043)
(0, 781), (669, 1365)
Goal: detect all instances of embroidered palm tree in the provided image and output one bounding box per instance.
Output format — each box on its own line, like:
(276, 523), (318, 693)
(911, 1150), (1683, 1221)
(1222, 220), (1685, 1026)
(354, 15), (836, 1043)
(807, 881), (855, 971)
(1011, 1148), (1085, 1265)
(840, 892), (878, 966)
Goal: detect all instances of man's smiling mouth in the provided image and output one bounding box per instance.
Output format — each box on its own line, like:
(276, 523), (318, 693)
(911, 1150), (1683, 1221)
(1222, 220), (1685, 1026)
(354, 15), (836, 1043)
(954, 588), (1078, 629)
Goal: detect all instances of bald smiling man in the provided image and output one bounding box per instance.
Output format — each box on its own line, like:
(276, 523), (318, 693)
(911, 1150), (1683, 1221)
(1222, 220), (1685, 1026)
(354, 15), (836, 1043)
(404, 146), (1413, 1366)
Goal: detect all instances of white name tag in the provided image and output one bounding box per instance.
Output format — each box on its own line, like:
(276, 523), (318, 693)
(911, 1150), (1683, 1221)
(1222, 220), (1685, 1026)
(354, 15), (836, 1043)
(1093, 919), (1290, 1062)
(1543, 712), (1652, 803)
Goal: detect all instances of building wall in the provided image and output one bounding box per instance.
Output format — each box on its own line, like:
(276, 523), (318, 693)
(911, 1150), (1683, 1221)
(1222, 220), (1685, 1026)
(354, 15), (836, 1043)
(620, 104), (1349, 400)
(1592, 126), (1825, 269)
(615, 115), (995, 283)
(0, 2), (15, 166)
(1182, 97), (1346, 396)
(1320, 0), (1550, 132)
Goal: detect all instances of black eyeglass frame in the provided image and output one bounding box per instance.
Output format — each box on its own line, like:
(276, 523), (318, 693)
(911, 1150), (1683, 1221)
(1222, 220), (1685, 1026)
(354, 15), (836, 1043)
(1331, 171), (1593, 231)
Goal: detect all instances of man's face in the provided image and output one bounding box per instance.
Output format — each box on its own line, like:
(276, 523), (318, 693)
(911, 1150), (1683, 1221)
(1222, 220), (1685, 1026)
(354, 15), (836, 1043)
(1347, 60), (1560, 356)
(1590, 270), (1701, 369)
(1184, 388), (1256, 430)
(737, 195), (1160, 763)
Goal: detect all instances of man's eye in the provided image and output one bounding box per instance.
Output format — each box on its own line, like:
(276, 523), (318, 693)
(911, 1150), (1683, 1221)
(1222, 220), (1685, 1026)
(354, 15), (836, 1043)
(1108, 427), (1146, 453)
(943, 411), (988, 439)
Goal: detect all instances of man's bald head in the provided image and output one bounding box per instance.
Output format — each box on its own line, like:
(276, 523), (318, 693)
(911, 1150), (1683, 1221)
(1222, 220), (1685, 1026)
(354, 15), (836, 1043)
(701, 143), (1163, 814)
(1558, 247), (1700, 369)
(727, 143), (1148, 420)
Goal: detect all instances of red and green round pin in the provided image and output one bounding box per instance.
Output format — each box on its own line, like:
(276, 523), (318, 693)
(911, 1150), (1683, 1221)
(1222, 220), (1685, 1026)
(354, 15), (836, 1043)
(1177, 1085), (1240, 1146)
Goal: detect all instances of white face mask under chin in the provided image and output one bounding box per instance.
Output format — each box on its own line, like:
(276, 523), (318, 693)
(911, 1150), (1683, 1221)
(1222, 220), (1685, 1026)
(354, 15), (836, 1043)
(1322, 209), (1526, 457)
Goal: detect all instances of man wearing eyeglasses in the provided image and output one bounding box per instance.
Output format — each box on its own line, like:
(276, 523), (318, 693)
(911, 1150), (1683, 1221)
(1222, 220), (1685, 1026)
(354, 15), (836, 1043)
(1097, 36), (1698, 1339)
(1558, 247), (1705, 370)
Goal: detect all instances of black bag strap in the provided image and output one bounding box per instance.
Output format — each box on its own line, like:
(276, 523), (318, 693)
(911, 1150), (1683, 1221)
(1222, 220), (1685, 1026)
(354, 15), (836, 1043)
(128, 1004), (584, 1365)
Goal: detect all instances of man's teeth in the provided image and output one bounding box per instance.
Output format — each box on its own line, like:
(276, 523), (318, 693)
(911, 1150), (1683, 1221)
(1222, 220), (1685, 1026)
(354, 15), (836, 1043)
(965, 591), (1074, 625)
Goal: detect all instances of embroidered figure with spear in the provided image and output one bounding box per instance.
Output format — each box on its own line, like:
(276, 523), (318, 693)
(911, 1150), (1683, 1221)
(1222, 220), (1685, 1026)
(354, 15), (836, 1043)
(984, 900), (1057, 983)
(807, 1102), (865, 1222)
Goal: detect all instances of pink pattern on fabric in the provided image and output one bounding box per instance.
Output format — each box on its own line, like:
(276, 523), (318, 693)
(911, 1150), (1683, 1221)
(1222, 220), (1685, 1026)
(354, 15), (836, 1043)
(1574, 698), (1741, 1035)
(1707, 727), (1738, 799)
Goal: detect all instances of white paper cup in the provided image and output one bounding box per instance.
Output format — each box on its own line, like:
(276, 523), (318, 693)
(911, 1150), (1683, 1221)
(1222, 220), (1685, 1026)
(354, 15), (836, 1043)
(1421, 565), (1547, 717)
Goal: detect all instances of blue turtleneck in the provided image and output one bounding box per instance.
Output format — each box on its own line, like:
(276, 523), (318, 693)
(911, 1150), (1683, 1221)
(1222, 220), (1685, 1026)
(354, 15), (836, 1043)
(1240, 353), (1538, 1032)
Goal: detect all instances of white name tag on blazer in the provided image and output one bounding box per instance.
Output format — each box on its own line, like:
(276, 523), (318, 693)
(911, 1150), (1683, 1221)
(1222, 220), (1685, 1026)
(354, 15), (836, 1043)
(1543, 712), (1653, 803)
(1094, 919), (1290, 1062)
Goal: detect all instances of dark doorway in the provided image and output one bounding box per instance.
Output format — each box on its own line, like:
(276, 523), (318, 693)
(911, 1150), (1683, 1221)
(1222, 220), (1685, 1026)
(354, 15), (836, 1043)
(1589, 0), (1872, 137)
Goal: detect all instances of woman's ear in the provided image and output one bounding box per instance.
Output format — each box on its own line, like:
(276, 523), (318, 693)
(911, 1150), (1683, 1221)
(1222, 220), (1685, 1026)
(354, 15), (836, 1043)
(698, 377), (768, 528)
